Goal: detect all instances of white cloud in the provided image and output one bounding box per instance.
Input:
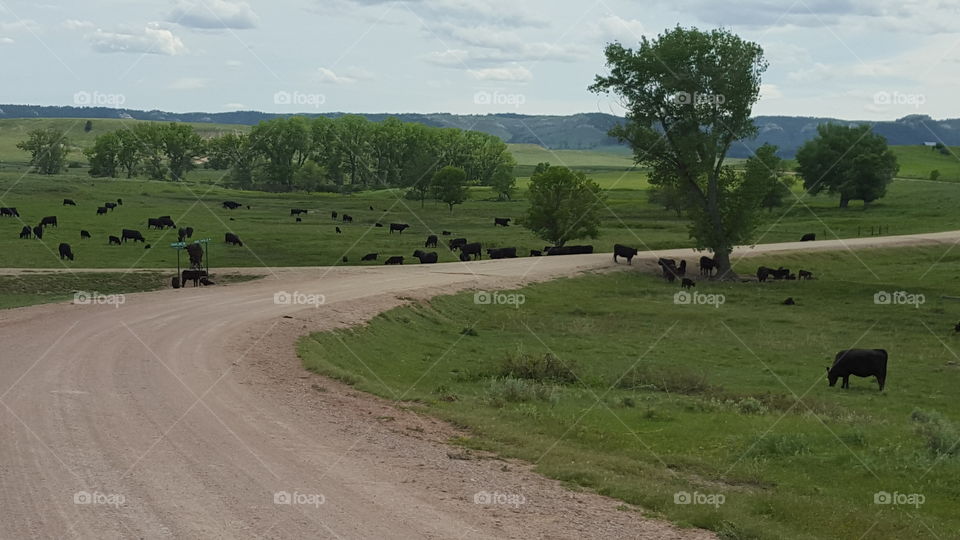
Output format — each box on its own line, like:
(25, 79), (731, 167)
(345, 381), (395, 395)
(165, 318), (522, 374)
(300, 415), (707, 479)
(591, 15), (646, 44)
(760, 83), (783, 99)
(88, 24), (188, 56)
(424, 49), (470, 67)
(169, 77), (211, 90)
(170, 0), (259, 29)
(0, 37), (13, 45)
(314, 66), (374, 84)
(62, 19), (95, 31)
(317, 67), (356, 84)
(468, 65), (532, 82)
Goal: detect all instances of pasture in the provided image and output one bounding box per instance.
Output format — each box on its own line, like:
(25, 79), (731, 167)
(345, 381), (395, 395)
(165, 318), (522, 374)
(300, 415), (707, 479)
(300, 245), (960, 540)
(0, 168), (958, 271)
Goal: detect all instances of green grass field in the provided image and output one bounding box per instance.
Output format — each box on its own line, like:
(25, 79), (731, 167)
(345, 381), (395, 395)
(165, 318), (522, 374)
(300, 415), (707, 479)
(1, 171), (958, 270)
(299, 245), (960, 540)
(889, 146), (960, 181)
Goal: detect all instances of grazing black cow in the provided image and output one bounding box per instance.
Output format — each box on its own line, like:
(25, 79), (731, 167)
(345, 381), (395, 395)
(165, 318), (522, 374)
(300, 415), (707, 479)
(487, 247), (517, 259)
(109, 235), (121, 245)
(158, 216), (176, 229)
(0, 207), (19, 217)
(80, 230), (91, 239)
(121, 229), (144, 243)
(389, 223), (410, 234)
(181, 269), (208, 287)
(828, 349), (888, 391)
(342, 214), (353, 223)
(361, 253), (378, 261)
(144, 244), (151, 250)
(199, 277), (215, 286)
(19, 226), (31, 239)
(529, 250), (542, 257)
(384, 256), (404, 265)
(412, 250), (439, 264)
(342, 256), (348, 263)
(681, 278), (695, 289)
(331, 211), (338, 220)
(148, 218), (163, 230)
(296, 217), (302, 223)
(184, 227), (194, 238)
(335, 227), (342, 234)
(33, 226), (43, 240)
(756, 266), (772, 282)
(786, 273), (797, 280)
(375, 222), (383, 227)
(459, 252), (471, 262)
(225, 233), (243, 246)
(369, 205), (375, 211)
(613, 244), (638, 264)
(39, 216), (57, 228)
(799, 270), (813, 280)
(801, 233), (816, 242)
(770, 267), (791, 280)
(63, 198), (77, 206)
(104, 202), (117, 211)
(699, 256), (716, 277)
(222, 201), (242, 210)
(664, 267), (676, 283)
(545, 245), (594, 255)
(461, 242), (482, 260)
(291, 208), (308, 216)
(449, 238), (468, 251)
(117, 198), (123, 206)
(441, 230), (452, 236)
(658, 258), (676, 267)
(58, 243), (74, 261)
(783, 297), (795, 305)
(97, 206), (108, 215)
(677, 260), (687, 276)
(185, 243), (204, 268)
(178, 228), (188, 242)
(424, 235), (438, 248)
(494, 217), (511, 227)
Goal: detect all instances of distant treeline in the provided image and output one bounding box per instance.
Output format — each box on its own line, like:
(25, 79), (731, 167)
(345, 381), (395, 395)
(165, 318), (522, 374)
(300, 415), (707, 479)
(83, 115), (515, 193)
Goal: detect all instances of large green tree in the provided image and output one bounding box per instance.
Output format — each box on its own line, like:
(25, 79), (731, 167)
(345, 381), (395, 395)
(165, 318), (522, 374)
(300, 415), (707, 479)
(431, 165), (469, 212)
(590, 26), (768, 278)
(161, 123), (205, 181)
(131, 123), (167, 180)
(249, 117), (310, 190)
(17, 128), (69, 174)
(522, 166), (604, 247)
(795, 124), (898, 208)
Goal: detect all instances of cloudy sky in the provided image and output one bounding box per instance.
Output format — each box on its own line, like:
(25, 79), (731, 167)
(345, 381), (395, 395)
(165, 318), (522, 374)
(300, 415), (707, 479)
(0, 0), (957, 119)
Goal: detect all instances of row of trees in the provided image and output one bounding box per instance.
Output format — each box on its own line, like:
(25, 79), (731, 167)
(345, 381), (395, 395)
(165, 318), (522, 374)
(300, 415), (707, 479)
(36, 116), (517, 197)
(205, 116), (516, 195)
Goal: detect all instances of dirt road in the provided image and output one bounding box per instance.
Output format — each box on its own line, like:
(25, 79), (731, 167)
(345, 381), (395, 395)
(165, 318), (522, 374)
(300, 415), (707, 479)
(1, 231), (956, 539)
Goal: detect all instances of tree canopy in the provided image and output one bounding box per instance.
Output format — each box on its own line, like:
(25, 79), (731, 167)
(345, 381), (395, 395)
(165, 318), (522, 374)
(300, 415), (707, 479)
(590, 26), (768, 277)
(522, 166), (604, 247)
(17, 128), (69, 174)
(795, 124), (898, 208)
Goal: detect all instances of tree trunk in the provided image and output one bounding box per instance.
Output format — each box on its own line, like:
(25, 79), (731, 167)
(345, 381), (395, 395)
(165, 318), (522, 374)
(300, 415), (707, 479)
(839, 195), (849, 208)
(713, 249), (737, 280)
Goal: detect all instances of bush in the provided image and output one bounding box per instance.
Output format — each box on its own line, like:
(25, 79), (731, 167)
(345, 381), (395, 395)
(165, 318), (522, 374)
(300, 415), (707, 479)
(745, 434), (812, 457)
(616, 364), (711, 394)
(499, 352), (578, 384)
(911, 408), (960, 457)
(484, 377), (559, 407)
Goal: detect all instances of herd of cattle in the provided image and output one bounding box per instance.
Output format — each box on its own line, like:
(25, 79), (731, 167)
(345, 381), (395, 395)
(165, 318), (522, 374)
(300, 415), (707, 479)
(1, 199), (247, 268)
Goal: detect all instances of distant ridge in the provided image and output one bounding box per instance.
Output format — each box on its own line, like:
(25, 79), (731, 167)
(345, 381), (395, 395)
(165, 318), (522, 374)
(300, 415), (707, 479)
(2, 105), (957, 157)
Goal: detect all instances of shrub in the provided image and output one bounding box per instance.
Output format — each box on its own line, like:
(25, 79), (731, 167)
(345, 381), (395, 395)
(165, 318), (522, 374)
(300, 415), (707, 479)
(499, 352), (578, 384)
(484, 377), (559, 407)
(616, 364), (711, 394)
(911, 408), (960, 457)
